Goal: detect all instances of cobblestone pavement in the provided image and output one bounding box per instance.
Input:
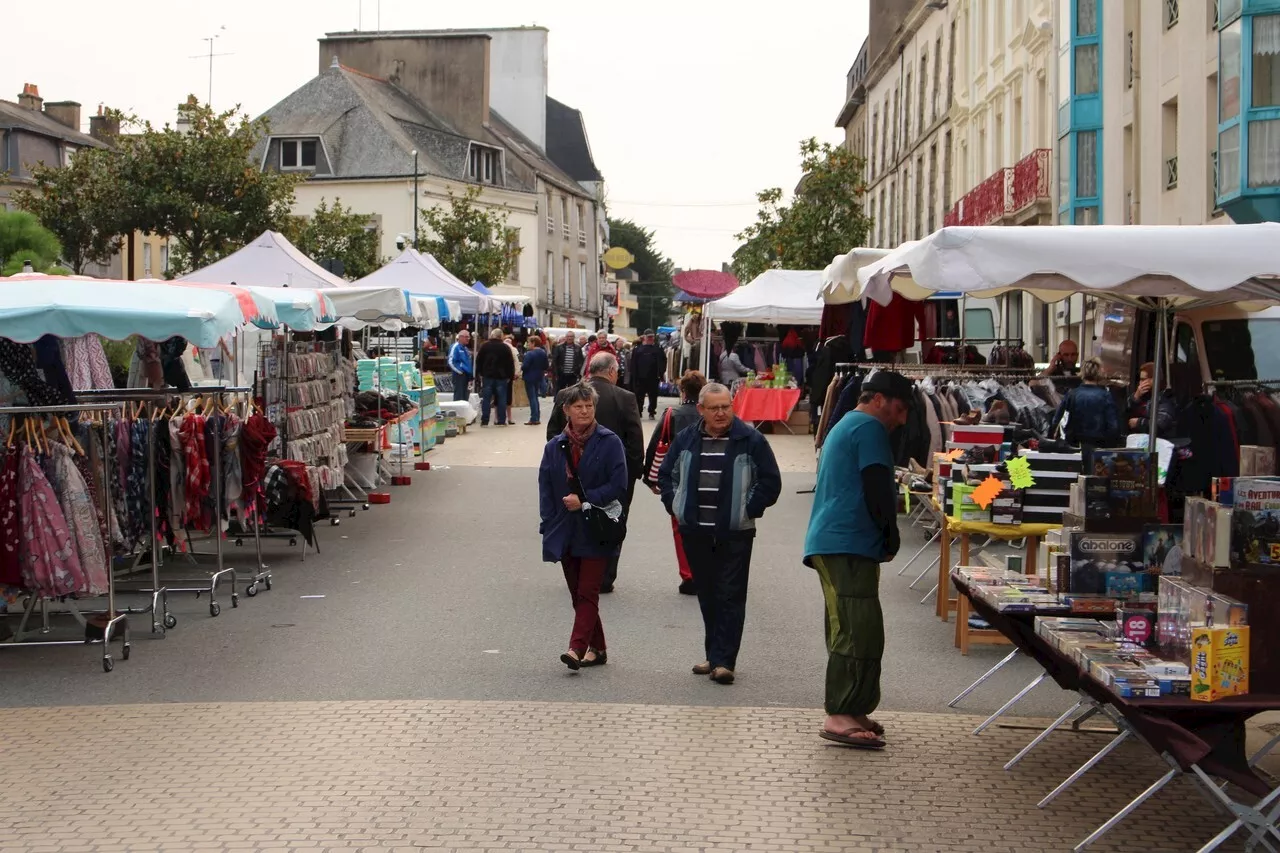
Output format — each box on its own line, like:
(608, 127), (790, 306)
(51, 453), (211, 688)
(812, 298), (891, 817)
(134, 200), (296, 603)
(1, 699), (1252, 852)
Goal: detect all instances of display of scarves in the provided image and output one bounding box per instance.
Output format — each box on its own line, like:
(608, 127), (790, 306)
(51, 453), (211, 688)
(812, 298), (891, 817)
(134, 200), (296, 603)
(203, 415), (222, 523)
(60, 335), (115, 391)
(179, 415), (210, 529)
(0, 445), (21, 586)
(153, 421), (175, 548)
(106, 420), (133, 550)
(49, 442), (108, 596)
(222, 413), (243, 510)
(17, 445), (86, 597)
(168, 418), (185, 531)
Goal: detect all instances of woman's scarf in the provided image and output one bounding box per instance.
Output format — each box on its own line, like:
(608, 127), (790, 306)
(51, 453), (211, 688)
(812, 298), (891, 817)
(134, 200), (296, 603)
(562, 420), (597, 471)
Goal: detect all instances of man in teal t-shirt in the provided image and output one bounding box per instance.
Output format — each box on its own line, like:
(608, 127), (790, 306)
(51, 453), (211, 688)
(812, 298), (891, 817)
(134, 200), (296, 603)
(804, 370), (914, 750)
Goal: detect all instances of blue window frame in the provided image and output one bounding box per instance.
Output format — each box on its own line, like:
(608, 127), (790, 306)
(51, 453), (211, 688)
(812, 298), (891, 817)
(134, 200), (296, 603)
(1059, 0), (1104, 224)
(1217, 1), (1280, 211)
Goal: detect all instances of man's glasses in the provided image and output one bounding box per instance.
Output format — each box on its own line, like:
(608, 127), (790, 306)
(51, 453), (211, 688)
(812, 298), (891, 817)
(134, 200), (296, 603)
(701, 404), (733, 413)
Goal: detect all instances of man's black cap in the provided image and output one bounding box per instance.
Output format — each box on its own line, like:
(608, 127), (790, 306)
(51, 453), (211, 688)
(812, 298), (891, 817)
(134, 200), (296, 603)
(643, 328), (655, 336)
(863, 370), (916, 404)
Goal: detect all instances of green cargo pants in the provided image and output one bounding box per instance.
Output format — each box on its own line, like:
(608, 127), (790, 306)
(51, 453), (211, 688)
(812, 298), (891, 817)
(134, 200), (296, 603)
(810, 554), (884, 717)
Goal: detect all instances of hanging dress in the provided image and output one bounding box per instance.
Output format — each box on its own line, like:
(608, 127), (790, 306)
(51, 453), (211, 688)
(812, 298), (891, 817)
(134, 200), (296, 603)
(0, 445), (22, 586)
(17, 445), (86, 597)
(180, 415), (210, 529)
(50, 442), (109, 596)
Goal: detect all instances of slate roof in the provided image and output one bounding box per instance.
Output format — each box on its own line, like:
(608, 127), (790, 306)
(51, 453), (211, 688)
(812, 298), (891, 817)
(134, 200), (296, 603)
(0, 100), (106, 148)
(253, 64), (596, 200)
(545, 96), (602, 183)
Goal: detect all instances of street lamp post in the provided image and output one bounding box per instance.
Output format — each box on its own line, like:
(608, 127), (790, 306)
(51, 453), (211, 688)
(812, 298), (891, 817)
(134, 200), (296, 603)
(411, 149), (419, 250)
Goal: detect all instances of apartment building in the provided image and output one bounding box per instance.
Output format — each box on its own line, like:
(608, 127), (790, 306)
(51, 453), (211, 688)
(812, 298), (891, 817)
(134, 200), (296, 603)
(861, 0), (954, 249)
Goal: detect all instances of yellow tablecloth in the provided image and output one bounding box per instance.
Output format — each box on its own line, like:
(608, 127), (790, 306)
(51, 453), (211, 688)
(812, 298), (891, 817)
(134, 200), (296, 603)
(945, 519), (1062, 539)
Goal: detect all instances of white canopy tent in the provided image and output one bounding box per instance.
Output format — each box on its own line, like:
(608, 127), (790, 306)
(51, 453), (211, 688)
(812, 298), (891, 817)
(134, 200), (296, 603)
(180, 230), (348, 290)
(702, 269), (825, 325)
(820, 247), (895, 304)
(849, 223), (1280, 447)
(856, 224), (1280, 309)
(352, 249), (497, 315)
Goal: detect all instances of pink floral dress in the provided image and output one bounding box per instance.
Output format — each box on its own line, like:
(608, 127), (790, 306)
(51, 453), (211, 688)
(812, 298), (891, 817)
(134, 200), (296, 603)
(18, 446), (86, 597)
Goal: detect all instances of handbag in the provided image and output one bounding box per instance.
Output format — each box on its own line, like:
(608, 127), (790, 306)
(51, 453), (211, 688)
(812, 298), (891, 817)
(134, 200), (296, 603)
(646, 407), (674, 483)
(560, 442), (627, 548)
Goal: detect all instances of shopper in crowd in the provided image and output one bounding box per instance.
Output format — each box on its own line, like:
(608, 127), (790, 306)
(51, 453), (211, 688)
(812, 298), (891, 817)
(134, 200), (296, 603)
(1041, 339), (1080, 378)
(658, 382), (781, 685)
(504, 335), (522, 425)
(547, 353), (643, 593)
(803, 370), (913, 750)
(719, 348), (749, 384)
(522, 335), (550, 426)
(643, 369), (707, 596)
(582, 334), (617, 378)
(1050, 356), (1122, 451)
(552, 332), (585, 393)
(538, 381), (629, 670)
(1127, 361), (1177, 438)
(631, 329), (667, 420)
(615, 339), (632, 392)
(448, 330), (473, 402)
(475, 329), (515, 427)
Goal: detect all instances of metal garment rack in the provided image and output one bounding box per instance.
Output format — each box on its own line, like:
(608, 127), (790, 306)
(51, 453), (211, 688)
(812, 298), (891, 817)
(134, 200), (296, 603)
(0, 402), (132, 672)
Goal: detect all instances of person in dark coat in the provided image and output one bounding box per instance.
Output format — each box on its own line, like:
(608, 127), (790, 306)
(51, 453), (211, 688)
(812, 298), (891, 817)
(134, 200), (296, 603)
(475, 328), (515, 426)
(643, 370), (707, 595)
(658, 383), (782, 685)
(1126, 361), (1177, 438)
(630, 329), (667, 420)
(547, 353), (644, 593)
(551, 332), (585, 392)
(539, 382), (629, 670)
(1050, 357), (1122, 452)
(521, 336), (550, 426)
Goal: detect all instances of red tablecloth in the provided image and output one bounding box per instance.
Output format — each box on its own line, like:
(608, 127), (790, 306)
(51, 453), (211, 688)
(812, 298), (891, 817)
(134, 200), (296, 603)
(733, 387), (802, 423)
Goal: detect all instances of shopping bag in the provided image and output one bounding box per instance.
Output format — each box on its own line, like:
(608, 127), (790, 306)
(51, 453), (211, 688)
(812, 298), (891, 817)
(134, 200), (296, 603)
(646, 408), (674, 484)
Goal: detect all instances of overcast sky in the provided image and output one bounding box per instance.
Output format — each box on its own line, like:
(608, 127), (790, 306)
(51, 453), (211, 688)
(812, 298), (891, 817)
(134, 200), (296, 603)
(6, 1), (868, 272)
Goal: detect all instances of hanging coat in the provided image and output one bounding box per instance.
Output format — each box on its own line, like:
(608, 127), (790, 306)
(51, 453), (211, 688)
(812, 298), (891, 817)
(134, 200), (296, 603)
(0, 445), (21, 586)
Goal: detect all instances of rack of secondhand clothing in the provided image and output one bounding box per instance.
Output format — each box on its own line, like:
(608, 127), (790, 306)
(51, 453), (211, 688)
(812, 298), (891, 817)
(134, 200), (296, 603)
(1169, 377), (1280, 495)
(0, 402), (132, 672)
(816, 363), (1047, 466)
(76, 386), (276, 622)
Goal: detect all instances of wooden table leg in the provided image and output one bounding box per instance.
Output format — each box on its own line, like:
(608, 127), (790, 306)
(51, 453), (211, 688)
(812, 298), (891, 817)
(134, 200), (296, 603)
(937, 523), (952, 621)
(956, 592), (969, 654)
(1026, 536), (1040, 577)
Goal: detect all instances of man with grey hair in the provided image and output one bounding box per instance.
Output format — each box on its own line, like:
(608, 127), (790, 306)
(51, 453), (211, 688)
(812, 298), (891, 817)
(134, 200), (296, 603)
(548, 352), (644, 592)
(475, 327), (515, 426)
(659, 382), (781, 684)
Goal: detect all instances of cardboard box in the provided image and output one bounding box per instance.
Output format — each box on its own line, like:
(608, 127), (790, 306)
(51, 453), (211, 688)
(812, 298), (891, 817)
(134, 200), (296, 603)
(952, 483), (991, 523)
(1241, 446), (1277, 476)
(1191, 625), (1250, 701)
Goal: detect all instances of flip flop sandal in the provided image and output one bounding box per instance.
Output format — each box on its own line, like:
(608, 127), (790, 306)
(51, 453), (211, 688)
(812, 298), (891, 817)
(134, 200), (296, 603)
(819, 728), (886, 750)
(866, 721), (886, 737)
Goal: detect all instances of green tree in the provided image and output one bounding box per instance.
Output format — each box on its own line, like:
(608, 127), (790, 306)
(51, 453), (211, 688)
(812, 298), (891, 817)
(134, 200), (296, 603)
(113, 98), (303, 275)
(606, 217), (676, 333)
(283, 198), (380, 280)
(0, 210), (70, 275)
(731, 138), (871, 282)
(14, 145), (125, 274)
(417, 186), (519, 287)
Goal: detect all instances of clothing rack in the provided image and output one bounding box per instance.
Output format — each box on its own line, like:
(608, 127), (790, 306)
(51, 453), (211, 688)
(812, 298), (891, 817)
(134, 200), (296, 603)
(0, 402), (132, 672)
(1206, 377), (1280, 387)
(835, 362), (1039, 379)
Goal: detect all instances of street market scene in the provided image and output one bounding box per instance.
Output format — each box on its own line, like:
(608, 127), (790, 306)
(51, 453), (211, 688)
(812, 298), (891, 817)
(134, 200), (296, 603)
(5, 1), (1280, 851)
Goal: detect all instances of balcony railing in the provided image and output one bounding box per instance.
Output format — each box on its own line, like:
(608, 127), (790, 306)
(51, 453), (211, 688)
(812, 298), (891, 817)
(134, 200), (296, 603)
(562, 225), (572, 241)
(546, 217), (554, 234)
(943, 149), (1052, 228)
(1165, 0), (1179, 28)
(578, 230), (587, 247)
(1165, 155), (1179, 189)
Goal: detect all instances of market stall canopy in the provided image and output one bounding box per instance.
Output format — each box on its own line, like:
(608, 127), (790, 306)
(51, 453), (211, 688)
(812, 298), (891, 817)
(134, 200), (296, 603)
(180, 230), (347, 290)
(820, 247), (894, 304)
(321, 286), (414, 323)
(245, 286), (338, 328)
(673, 269), (739, 300)
(139, 279), (279, 329)
(857, 224), (1280, 309)
(0, 274), (253, 347)
(702, 269), (824, 325)
(351, 249), (497, 315)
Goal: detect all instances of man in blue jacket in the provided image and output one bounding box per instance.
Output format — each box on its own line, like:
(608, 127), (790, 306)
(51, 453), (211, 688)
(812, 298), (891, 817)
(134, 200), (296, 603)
(658, 382), (782, 685)
(448, 330), (473, 402)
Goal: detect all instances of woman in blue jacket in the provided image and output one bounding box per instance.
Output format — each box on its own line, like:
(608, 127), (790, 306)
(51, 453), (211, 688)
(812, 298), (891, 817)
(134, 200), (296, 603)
(538, 382), (629, 670)
(522, 336), (550, 425)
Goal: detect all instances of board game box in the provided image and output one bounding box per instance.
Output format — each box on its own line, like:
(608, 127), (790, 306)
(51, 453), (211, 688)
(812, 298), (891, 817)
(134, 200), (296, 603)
(1068, 531), (1144, 595)
(1089, 449), (1154, 518)
(1143, 524), (1183, 576)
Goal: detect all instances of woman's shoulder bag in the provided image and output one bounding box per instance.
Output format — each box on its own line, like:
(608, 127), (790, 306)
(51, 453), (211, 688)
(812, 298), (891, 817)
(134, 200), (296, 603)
(560, 441), (628, 547)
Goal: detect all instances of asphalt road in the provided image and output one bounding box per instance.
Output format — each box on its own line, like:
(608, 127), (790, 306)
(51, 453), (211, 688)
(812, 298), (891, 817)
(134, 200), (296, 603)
(1, 435), (1071, 719)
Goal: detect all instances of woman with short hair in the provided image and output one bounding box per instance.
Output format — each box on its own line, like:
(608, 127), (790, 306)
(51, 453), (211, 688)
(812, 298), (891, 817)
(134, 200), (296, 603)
(1051, 356), (1122, 452)
(538, 382), (629, 670)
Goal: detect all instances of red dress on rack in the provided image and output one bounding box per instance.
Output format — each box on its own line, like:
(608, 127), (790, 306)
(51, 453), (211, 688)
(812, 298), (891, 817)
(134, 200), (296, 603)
(864, 294), (926, 354)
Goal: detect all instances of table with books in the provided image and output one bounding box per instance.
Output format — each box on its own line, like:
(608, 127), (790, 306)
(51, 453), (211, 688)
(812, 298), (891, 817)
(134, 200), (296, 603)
(951, 567), (1280, 852)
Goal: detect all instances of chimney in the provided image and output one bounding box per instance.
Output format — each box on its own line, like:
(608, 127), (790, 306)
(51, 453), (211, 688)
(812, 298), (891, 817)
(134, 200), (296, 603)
(89, 104), (120, 141)
(17, 83), (42, 111)
(44, 100), (82, 132)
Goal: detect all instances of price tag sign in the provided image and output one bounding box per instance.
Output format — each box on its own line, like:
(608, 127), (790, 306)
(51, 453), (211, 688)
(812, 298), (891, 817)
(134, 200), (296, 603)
(1005, 456), (1037, 490)
(971, 475), (1005, 509)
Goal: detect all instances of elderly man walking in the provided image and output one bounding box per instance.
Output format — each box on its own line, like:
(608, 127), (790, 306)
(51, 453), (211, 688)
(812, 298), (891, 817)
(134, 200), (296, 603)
(552, 332), (586, 393)
(803, 371), (913, 750)
(547, 352), (644, 593)
(448, 330), (473, 402)
(659, 382), (781, 684)
(475, 328), (515, 427)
